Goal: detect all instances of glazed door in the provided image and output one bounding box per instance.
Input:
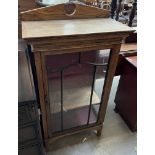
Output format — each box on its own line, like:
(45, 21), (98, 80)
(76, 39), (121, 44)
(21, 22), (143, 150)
(42, 50), (111, 135)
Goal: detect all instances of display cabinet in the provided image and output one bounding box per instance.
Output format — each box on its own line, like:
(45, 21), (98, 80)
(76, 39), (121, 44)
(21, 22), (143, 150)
(20, 2), (134, 148)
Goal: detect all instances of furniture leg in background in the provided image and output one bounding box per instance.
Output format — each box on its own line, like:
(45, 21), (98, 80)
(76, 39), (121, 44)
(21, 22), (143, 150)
(111, 0), (117, 18)
(128, 0), (137, 27)
(115, 0), (123, 21)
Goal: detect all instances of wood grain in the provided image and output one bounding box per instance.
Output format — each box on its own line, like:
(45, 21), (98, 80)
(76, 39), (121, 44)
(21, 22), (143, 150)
(21, 3), (110, 21)
(34, 52), (49, 138)
(46, 123), (102, 144)
(31, 37), (122, 53)
(22, 18), (134, 39)
(98, 44), (121, 124)
(19, 0), (41, 12)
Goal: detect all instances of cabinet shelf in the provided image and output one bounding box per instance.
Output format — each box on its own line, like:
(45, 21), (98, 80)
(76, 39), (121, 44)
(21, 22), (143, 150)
(51, 104), (99, 133)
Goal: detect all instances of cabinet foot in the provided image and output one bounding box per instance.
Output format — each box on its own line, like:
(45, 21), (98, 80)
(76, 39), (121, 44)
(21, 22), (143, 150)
(97, 127), (102, 137)
(44, 140), (51, 152)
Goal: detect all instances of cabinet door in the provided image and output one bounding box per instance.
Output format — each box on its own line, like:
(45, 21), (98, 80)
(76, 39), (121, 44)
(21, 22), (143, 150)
(42, 50), (110, 134)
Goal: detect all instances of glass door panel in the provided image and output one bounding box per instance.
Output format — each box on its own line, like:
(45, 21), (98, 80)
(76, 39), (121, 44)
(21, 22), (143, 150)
(44, 50), (110, 134)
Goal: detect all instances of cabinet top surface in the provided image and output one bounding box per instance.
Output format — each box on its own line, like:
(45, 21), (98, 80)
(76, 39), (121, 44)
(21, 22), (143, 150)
(22, 18), (134, 39)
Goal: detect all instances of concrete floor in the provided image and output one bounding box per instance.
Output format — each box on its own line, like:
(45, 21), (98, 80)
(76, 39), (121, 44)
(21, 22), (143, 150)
(47, 76), (137, 155)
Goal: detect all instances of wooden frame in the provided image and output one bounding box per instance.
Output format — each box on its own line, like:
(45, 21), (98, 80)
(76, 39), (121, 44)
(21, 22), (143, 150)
(21, 2), (134, 149)
(33, 43), (121, 147)
(20, 2), (110, 21)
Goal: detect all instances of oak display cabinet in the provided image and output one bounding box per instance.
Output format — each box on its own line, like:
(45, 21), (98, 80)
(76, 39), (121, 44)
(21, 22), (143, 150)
(20, 2), (134, 148)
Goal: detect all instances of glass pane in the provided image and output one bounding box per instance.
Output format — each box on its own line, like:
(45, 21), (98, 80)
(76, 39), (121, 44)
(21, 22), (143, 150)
(63, 63), (94, 130)
(90, 49), (110, 124)
(45, 50), (110, 133)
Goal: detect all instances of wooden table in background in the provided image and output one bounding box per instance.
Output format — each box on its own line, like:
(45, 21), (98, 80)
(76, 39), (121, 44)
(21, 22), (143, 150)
(115, 54), (137, 131)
